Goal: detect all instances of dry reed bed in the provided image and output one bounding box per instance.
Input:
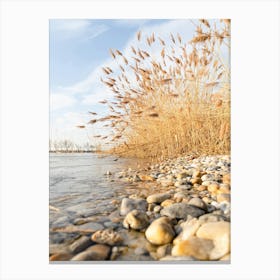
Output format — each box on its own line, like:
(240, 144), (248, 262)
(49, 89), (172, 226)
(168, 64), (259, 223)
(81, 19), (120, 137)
(87, 19), (230, 160)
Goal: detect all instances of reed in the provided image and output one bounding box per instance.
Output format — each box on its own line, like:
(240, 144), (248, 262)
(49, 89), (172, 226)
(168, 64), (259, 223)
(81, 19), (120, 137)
(89, 19), (230, 160)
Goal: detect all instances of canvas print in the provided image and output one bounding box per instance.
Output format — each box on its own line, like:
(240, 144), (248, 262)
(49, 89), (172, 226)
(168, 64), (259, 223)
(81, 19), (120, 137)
(49, 19), (231, 262)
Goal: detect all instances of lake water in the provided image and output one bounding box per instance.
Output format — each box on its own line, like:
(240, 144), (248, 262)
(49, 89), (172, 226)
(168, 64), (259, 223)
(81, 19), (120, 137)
(49, 153), (148, 233)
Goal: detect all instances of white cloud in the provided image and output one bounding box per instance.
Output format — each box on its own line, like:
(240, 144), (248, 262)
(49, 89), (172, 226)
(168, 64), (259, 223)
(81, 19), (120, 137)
(113, 19), (149, 28)
(54, 19), (91, 32)
(58, 20), (195, 103)
(51, 19), (109, 41)
(51, 19), (212, 145)
(50, 94), (76, 111)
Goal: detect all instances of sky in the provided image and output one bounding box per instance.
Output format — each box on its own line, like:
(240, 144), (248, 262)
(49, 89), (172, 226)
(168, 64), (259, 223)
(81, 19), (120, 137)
(49, 19), (227, 147)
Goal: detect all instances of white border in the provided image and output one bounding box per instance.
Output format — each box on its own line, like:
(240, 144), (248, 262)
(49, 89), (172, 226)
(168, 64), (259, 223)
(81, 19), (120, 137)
(1, 0), (279, 279)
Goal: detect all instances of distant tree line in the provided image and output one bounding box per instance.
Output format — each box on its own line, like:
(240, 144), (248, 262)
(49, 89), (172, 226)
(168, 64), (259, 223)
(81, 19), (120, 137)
(49, 139), (101, 153)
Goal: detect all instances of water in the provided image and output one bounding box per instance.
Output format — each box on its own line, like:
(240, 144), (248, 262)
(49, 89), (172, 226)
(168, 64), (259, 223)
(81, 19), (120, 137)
(49, 153), (146, 234)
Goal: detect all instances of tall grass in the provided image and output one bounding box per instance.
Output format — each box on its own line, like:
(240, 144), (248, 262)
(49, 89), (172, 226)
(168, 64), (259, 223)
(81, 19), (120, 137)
(89, 19), (230, 160)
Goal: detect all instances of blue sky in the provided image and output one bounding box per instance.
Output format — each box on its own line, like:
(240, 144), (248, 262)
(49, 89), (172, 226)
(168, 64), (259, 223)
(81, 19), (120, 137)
(49, 19), (227, 146)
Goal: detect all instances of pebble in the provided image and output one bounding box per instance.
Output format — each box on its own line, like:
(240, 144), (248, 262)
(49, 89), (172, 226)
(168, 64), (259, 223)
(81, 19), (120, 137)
(172, 236), (214, 260)
(207, 184), (219, 193)
(188, 197), (207, 210)
(198, 213), (227, 224)
(75, 222), (104, 233)
(153, 205), (161, 213)
(145, 217), (175, 245)
(223, 174), (231, 184)
(192, 170), (202, 178)
(173, 218), (201, 245)
(120, 198), (147, 216)
(160, 255), (197, 261)
(196, 221), (230, 260)
(69, 236), (93, 254)
(147, 193), (171, 204)
(123, 210), (149, 230)
(196, 185), (207, 191)
(71, 244), (111, 261)
(91, 229), (123, 246)
(161, 199), (175, 207)
(201, 174), (215, 181)
(160, 203), (205, 219)
(103, 221), (119, 229)
(156, 244), (172, 259)
(202, 180), (218, 187)
(50, 252), (73, 261)
(190, 178), (202, 185)
(217, 193), (231, 203)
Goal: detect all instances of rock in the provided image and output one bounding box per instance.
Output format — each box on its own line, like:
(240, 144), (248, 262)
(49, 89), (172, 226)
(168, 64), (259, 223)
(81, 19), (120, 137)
(91, 229), (123, 246)
(153, 205), (161, 213)
(196, 185), (207, 191)
(104, 221), (119, 229)
(147, 193), (171, 204)
(174, 181), (183, 187)
(160, 203), (205, 219)
(217, 194), (231, 203)
(71, 244), (110, 261)
(138, 174), (154, 181)
(120, 198), (147, 216)
(73, 218), (89, 225)
(177, 172), (189, 179)
(174, 192), (188, 202)
(132, 174), (141, 182)
(188, 197), (207, 210)
(176, 185), (192, 191)
(105, 171), (112, 175)
(134, 247), (149, 256)
(202, 181), (217, 187)
(145, 217), (175, 245)
(172, 236), (214, 260)
(160, 179), (174, 187)
(50, 252), (73, 261)
(123, 210), (149, 230)
(173, 218), (201, 245)
(207, 184), (219, 193)
(218, 185), (230, 194)
(156, 244), (172, 259)
(196, 221), (230, 260)
(160, 255), (197, 261)
(161, 199), (175, 207)
(75, 222), (104, 233)
(223, 173), (231, 184)
(220, 253), (230, 261)
(148, 203), (156, 212)
(202, 196), (211, 204)
(198, 214), (227, 224)
(190, 178), (202, 185)
(192, 170), (202, 178)
(69, 236), (93, 254)
(201, 174), (215, 181)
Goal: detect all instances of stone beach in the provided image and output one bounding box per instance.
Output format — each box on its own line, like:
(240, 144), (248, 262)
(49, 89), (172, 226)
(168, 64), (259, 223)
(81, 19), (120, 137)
(49, 154), (230, 261)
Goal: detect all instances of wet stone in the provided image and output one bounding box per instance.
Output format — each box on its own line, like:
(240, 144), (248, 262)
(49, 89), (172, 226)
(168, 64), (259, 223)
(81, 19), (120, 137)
(75, 222), (104, 233)
(50, 252), (73, 261)
(160, 203), (205, 219)
(145, 217), (175, 245)
(69, 236), (93, 254)
(123, 210), (149, 230)
(71, 244), (111, 261)
(120, 198), (147, 216)
(147, 193), (171, 204)
(91, 229), (123, 246)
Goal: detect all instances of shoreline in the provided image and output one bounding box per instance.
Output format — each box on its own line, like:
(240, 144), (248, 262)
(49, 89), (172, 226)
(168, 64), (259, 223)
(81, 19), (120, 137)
(50, 153), (231, 261)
